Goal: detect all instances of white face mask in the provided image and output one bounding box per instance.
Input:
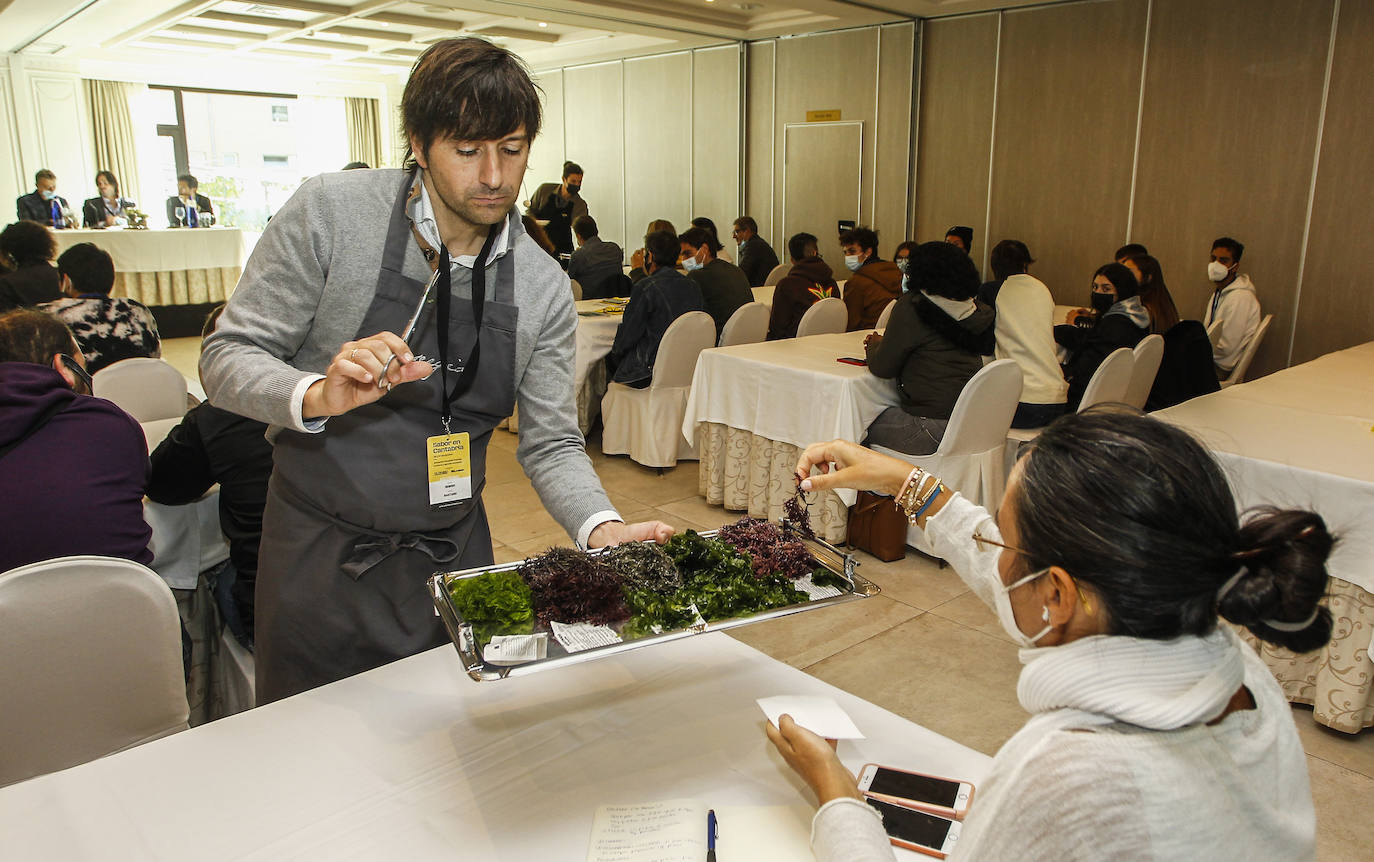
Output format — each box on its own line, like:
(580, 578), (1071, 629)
(895, 258), (908, 273)
(682, 252), (703, 272)
(993, 566), (1053, 648)
(844, 254), (862, 273)
(901, 273), (909, 293)
(1207, 261), (1231, 282)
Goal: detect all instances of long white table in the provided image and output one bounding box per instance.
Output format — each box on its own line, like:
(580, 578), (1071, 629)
(0, 633), (991, 860)
(50, 227), (246, 306)
(1157, 341), (1374, 733)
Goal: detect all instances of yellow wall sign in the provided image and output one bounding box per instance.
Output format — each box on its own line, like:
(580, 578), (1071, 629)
(806, 110), (842, 122)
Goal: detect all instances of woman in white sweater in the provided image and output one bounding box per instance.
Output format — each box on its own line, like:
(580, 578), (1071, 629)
(771, 407), (1332, 861)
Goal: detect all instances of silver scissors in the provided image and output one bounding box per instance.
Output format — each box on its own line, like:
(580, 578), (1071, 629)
(379, 266), (443, 389)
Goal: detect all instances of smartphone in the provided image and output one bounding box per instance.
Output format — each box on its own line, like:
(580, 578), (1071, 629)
(865, 797), (961, 858)
(857, 764), (974, 819)
(837, 357), (867, 366)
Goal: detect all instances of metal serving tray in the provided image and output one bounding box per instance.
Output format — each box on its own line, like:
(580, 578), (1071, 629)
(428, 524), (880, 681)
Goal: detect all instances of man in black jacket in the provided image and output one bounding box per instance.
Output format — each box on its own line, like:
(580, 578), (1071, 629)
(731, 216), (779, 286)
(567, 215), (625, 300)
(15, 169), (70, 226)
(607, 230), (705, 388)
(165, 174), (215, 227)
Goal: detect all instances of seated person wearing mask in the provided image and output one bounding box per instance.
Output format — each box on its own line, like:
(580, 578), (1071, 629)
(0, 220), (62, 312)
(731, 216), (779, 287)
(691, 217), (731, 262)
(679, 225), (751, 340)
(165, 175), (214, 227)
(16, 169), (71, 226)
(567, 215), (625, 300)
(893, 241), (917, 293)
(1055, 263), (1149, 409)
(82, 170), (137, 229)
(862, 241), (994, 455)
(839, 226), (902, 331)
(0, 308), (153, 573)
(607, 229), (705, 388)
(39, 243), (161, 373)
(944, 225), (974, 255)
(780, 408), (1330, 861)
(1202, 236), (1260, 377)
(985, 240), (1068, 428)
(767, 232), (837, 341)
(1123, 253), (1180, 334)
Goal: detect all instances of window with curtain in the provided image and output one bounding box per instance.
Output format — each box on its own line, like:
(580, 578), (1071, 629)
(345, 97), (384, 169)
(83, 79), (143, 213)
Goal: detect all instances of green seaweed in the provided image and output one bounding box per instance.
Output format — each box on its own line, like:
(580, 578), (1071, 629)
(446, 570), (535, 647)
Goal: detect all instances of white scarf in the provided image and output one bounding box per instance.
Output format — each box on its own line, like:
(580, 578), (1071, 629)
(1016, 627), (1245, 730)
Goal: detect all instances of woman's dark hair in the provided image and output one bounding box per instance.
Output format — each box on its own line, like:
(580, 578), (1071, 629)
(680, 225), (722, 255)
(643, 229), (680, 270)
(95, 170), (120, 197)
(0, 308), (78, 365)
(521, 215), (557, 258)
(1093, 262), (1139, 301)
(691, 217), (722, 248)
(990, 239), (1034, 280)
(402, 38), (542, 170)
(1015, 407), (1334, 652)
(1125, 254), (1180, 331)
(56, 243), (115, 296)
(906, 240), (980, 301)
(562, 161), (582, 178)
(893, 240), (918, 261)
(0, 220), (58, 268)
(1114, 242), (1148, 260)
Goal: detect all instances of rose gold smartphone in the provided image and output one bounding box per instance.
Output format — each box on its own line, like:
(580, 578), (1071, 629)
(858, 763), (975, 819)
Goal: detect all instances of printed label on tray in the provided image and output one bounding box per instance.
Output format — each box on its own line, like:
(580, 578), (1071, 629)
(483, 633), (549, 666)
(795, 573), (845, 601)
(550, 621), (623, 653)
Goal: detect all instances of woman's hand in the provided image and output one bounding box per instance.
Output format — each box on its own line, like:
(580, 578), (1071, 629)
(1066, 307), (1093, 325)
(795, 439), (914, 497)
(765, 715), (863, 805)
(863, 332), (882, 351)
(301, 331), (433, 420)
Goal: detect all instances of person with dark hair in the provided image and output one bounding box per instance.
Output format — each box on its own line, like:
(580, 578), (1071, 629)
(82, 170), (136, 228)
(1203, 236), (1260, 376)
(568, 214), (625, 300)
(607, 229), (704, 388)
(690, 217), (731, 262)
(0, 308), (152, 573)
(944, 225), (974, 255)
(199, 37), (670, 703)
(166, 174), (214, 227)
(521, 214), (559, 259)
(839, 226), (902, 331)
(342, 161), (370, 170)
(680, 225), (751, 339)
(525, 160), (587, 256)
(39, 243), (160, 374)
(767, 232), (837, 341)
(0, 221), (62, 312)
(861, 241), (994, 455)
(1055, 263), (1149, 409)
(1123, 253), (1180, 334)
(731, 215), (779, 287)
(1115, 242), (1148, 263)
(629, 219), (678, 284)
(983, 240), (1068, 428)
(16, 169), (71, 226)
(779, 407), (1330, 861)
(892, 240), (918, 292)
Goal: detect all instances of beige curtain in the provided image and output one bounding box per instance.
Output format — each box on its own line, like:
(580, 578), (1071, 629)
(345, 97), (384, 168)
(83, 79), (141, 206)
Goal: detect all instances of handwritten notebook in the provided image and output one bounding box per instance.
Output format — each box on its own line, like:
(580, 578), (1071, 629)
(586, 799), (813, 862)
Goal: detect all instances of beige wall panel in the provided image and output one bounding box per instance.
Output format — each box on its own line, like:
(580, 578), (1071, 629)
(989, 0), (1146, 298)
(623, 53), (693, 246)
(745, 41), (775, 242)
(1132, 0), (1332, 377)
(1292, 2), (1374, 363)
(565, 62), (627, 248)
(525, 70), (565, 209)
(783, 122), (864, 268)
(913, 15), (997, 249)
(875, 23), (916, 250)
(693, 46), (742, 237)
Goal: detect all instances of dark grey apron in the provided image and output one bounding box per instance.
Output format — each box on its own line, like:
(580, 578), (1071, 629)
(255, 174), (520, 703)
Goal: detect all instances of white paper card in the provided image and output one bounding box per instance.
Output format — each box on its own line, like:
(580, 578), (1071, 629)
(756, 695), (865, 739)
(483, 633), (548, 665)
(551, 621), (623, 653)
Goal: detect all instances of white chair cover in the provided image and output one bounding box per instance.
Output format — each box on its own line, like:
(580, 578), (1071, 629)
(93, 357), (188, 422)
(763, 263), (790, 286)
(875, 299), (896, 330)
(1221, 313), (1273, 388)
(872, 360), (1023, 556)
(796, 297), (847, 338)
(718, 301), (770, 347)
(0, 556), (189, 787)
(1124, 333), (1164, 409)
(601, 311), (716, 468)
(1078, 347), (1135, 410)
(1205, 318), (1223, 347)
(570, 278), (583, 301)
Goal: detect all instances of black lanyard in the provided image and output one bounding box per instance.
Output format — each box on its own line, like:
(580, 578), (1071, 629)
(434, 223), (499, 433)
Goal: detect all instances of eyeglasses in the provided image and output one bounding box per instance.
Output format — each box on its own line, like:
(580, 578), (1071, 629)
(59, 354), (93, 394)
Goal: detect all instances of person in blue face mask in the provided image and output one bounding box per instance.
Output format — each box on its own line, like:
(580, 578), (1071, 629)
(16, 170), (71, 227)
(838, 226), (902, 330)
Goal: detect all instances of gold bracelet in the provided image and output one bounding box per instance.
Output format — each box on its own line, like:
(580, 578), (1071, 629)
(895, 468), (928, 513)
(897, 472), (942, 522)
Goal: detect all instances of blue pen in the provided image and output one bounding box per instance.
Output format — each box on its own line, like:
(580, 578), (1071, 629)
(706, 809), (717, 862)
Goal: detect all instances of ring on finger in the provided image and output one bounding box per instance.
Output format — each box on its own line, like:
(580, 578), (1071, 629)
(349, 348), (359, 362)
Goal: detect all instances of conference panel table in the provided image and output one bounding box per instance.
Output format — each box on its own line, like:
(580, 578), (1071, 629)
(1157, 341), (1374, 733)
(684, 331), (899, 543)
(50, 227), (247, 307)
(0, 633), (991, 860)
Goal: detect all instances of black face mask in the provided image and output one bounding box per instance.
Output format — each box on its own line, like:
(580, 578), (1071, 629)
(1090, 292), (1116, 314)
(565, 184), (581, 196)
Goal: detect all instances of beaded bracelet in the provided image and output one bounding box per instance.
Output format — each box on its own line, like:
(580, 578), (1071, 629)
(895, 467), (926, 506)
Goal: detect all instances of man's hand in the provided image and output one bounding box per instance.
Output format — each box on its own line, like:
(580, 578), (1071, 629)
(765, 714), (862, 805)
(302, 331), (432, 420)
(587, 519), (675, 548)
(630, 248), (645, 270)
(863, 332), (882, 350)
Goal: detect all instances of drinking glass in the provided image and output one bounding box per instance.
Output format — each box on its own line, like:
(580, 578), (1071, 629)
(175, 206), (186, 227)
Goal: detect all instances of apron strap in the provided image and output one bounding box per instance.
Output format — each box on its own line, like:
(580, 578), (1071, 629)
(341, 532), (462, 581)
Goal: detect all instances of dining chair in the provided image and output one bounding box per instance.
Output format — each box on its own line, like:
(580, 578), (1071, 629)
(93, 357), (188, 422)
(796, 297), (847, 338)
(718, 302), (770, 348)
(1220, 314), (1273, 388)
(762, 263), (790, 286)
(875, 299), (897, 330)
(1123, 334), (1165, 410)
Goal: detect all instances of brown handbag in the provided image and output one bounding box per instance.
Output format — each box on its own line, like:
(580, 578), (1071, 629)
(846, 491), (908, 562)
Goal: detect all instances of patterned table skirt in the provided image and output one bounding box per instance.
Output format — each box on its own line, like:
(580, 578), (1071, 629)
(114, 266), (241, 306)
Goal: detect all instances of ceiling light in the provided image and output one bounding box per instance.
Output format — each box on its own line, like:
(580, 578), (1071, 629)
(537, 21), (548, 27)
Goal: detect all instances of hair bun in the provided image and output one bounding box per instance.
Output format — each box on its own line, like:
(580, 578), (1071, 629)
(1217, 509), (1335, 652)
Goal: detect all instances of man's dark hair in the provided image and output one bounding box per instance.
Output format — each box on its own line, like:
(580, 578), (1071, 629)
(908, 241), (979, 301)
(787, 232), (818, 262)
(1094, 262), (1139, 301)
(945, 225), (974, 253)
(1212, 236), (1245, 262)
(57, 243), (115, 297)
(95, 170), (121, 197)
(35, 169), (55, 184)
(733, 216), (758, 235)
(990, 239), (1035, 281)
(342, 161), (370, 170)
(572, 214), (598, 241)
(1115, 242), (1148, 260)
(402, 38), (542, 170)
(644, 229), (680, 270)
(0, 308), (77, 365)
(679, 226), (721, 255)
(177, 174), (198, 189)
(839, 226), (879, 257)
(0, 220), (58, 268)
(562, 160), (582, 178)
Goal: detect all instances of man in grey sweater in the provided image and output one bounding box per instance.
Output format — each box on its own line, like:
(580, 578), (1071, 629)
(200, 38), (671, 702)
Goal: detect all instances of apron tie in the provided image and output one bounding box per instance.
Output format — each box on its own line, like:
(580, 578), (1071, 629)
(341, 531), (462, 580)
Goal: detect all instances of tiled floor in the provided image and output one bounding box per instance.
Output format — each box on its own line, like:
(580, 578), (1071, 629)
(164, 336), (1374, 860)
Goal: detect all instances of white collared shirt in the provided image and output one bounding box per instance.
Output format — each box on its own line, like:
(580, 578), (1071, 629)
(405, 171), (512, 269)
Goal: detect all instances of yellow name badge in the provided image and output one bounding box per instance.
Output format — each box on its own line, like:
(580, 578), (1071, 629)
(426, 431), (472, 507)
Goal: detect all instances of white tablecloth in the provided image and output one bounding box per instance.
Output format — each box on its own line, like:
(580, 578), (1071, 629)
(0, 633), (991, 860)
(573, 298), (627, 434)
(49, 228), (246, 306)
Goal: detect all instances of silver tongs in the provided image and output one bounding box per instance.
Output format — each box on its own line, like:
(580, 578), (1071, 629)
(379, 266), (443, 389)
